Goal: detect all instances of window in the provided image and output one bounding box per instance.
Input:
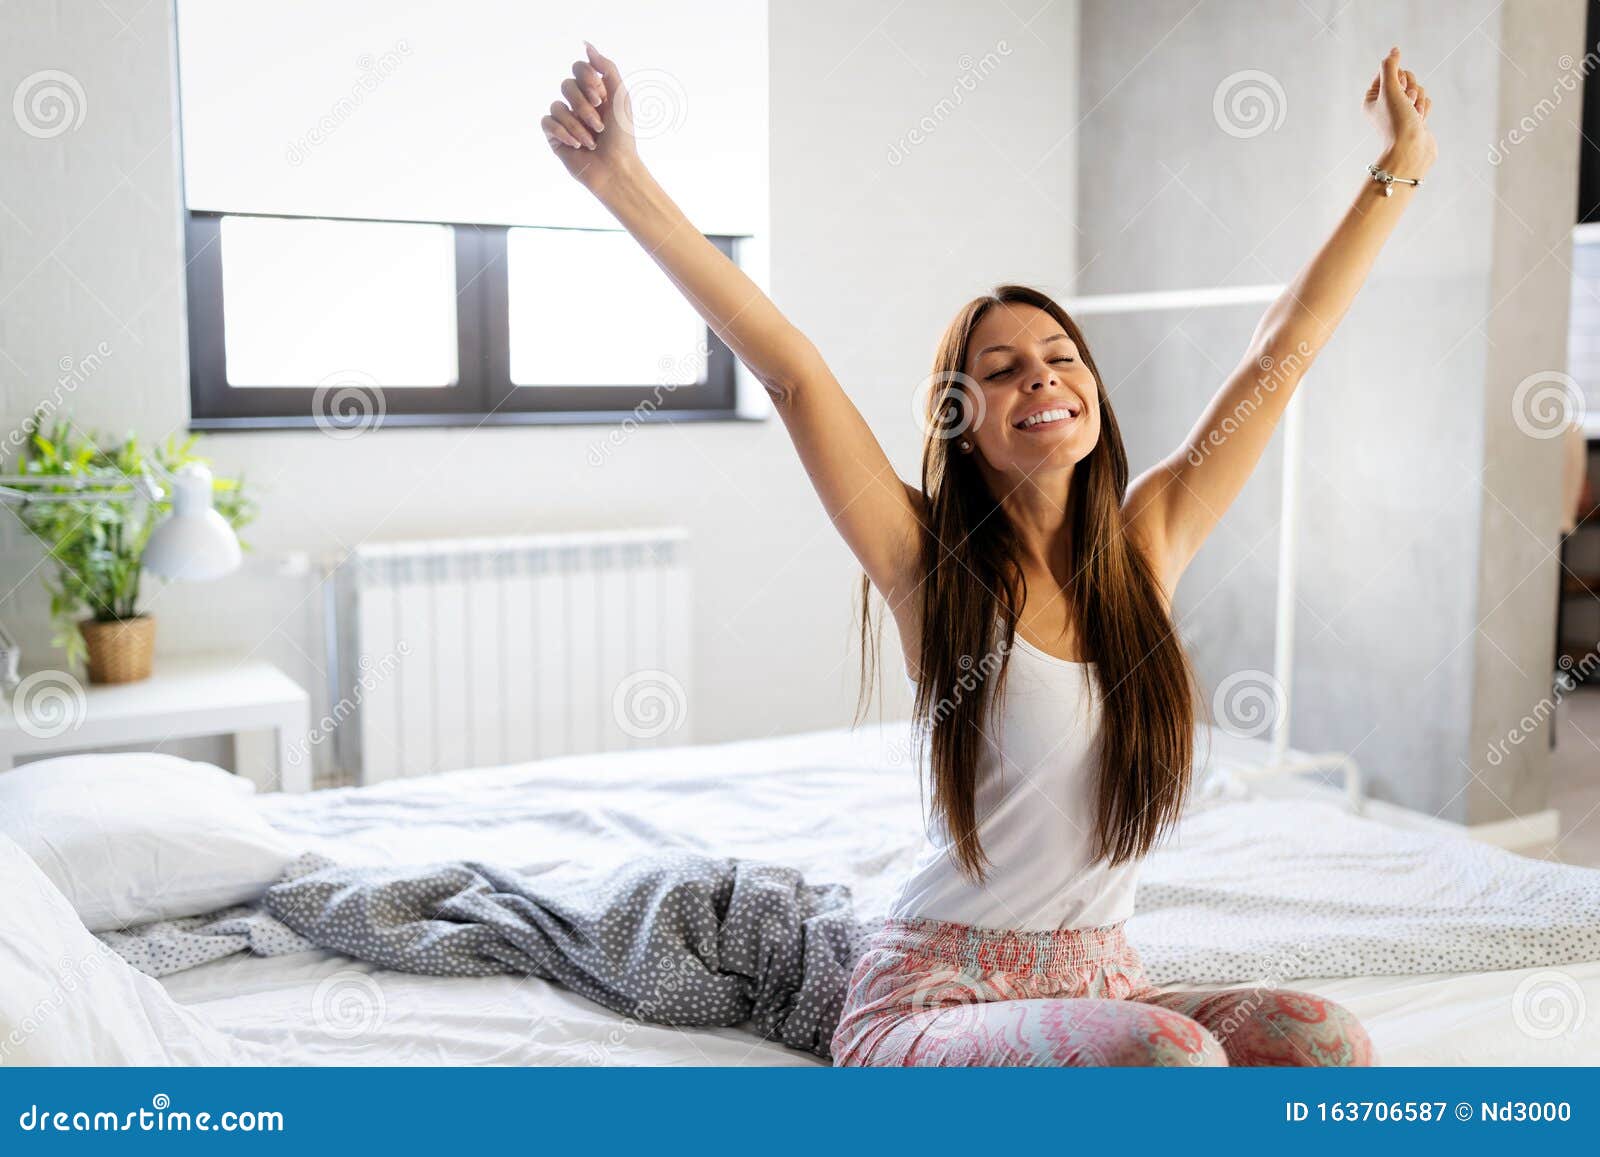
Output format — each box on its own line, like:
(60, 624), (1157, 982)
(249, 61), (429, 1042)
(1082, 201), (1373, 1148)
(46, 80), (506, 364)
(174, 0), (767, 429)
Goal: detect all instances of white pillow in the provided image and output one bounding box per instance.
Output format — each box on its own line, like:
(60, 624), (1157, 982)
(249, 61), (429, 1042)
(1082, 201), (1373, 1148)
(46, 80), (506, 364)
(0, 831), (250, 1064)
(0, 753), (295, 932)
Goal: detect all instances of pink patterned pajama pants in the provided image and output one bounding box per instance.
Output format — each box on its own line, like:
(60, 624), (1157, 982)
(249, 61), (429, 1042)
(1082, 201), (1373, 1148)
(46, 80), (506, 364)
(831, 917), (1375, 1067)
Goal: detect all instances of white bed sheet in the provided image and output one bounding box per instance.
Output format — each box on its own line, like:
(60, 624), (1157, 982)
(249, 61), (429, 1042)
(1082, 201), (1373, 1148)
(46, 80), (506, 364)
(161, 722), (1600, 1066)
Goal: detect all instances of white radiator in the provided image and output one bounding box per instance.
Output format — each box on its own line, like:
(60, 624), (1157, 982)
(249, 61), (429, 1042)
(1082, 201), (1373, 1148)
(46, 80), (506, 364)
(329, 529), (691, 783)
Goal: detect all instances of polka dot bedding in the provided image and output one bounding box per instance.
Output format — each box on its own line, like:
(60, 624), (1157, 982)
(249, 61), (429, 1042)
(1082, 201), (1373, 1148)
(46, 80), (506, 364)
(1128, 799), (1600, 986)
(104, 849), (864, 1058)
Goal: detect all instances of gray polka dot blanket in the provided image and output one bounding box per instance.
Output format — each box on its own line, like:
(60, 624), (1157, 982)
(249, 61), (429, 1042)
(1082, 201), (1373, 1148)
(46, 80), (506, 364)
(99, 850), (865, 1058)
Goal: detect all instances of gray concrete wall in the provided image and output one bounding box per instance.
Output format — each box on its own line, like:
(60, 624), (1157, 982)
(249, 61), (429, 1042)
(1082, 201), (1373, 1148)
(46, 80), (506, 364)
(1076, 0), (1584, 819)
(1467, 0), (1588, 822)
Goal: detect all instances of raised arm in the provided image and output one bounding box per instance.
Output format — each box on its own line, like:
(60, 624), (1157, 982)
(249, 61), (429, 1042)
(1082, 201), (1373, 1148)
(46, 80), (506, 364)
(542, 45), (925, 613)
(1124, 47), (1437, 589)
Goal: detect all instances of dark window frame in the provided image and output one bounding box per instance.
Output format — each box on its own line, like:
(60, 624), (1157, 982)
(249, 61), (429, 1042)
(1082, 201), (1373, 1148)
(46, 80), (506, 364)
(184, 210), (746, 430)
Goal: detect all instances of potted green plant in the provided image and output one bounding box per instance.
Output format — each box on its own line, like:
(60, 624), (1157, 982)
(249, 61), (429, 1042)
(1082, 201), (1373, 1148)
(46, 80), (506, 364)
(13, 418), (255, 683)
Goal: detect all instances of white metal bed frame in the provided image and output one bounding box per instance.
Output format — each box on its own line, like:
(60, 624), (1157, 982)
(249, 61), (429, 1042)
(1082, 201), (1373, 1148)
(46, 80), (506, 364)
(1065, 284), (1365, 812)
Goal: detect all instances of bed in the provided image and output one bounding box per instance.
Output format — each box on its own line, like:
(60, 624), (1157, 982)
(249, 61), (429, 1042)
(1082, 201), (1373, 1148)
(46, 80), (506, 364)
(154, 721), (1600, 1066)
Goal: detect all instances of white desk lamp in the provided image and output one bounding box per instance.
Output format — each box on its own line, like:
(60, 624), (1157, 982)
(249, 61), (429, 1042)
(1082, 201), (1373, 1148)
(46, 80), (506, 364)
(0, 462), (242, 580)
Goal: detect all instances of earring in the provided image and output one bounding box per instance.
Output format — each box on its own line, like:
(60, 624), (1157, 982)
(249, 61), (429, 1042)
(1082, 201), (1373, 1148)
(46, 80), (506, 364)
(957, 439), (972, 453)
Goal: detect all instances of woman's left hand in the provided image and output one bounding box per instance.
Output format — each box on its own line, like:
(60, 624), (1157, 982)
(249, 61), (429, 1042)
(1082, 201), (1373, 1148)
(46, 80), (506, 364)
(1362, 46), (1436, 175)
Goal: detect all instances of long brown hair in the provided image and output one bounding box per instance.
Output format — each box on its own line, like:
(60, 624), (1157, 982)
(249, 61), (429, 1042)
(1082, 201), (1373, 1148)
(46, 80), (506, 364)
(859, 284), (1200, 882)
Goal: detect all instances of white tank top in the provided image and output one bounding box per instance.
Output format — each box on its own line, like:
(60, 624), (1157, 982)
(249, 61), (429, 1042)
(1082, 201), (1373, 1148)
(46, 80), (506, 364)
(887, 633), (1141, 931)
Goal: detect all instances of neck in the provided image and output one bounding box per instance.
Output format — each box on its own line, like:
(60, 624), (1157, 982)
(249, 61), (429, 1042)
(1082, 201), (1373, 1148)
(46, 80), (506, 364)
(994, 465), (1075, 586)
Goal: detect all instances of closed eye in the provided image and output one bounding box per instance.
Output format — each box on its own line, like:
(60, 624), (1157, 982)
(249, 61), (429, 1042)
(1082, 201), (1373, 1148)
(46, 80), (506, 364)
(984, 356), (1074, 381)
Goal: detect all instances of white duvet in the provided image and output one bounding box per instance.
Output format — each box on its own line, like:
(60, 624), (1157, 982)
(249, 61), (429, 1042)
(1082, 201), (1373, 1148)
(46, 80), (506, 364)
(155, 721), (1600, 1066)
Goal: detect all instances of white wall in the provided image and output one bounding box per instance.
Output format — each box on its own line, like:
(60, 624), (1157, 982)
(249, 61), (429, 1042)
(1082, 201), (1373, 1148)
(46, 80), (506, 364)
(0, 0), (1079, 775)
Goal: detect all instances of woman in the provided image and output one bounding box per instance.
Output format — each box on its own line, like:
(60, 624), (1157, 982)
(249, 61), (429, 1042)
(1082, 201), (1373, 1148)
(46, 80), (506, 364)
(543, 43), (1435, 1066)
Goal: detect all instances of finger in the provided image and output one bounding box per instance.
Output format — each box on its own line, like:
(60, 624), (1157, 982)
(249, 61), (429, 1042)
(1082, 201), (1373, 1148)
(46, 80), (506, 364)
(562, 78), (604, 132)
(585, 41), (623, 91)
(1420, 94), (1431, 119)
(572, 60), (607, 107)
(1412, 83), (1426, 111)
(1380, 46), (1401, 91)
(549, 100), (595, 149)
(540, 115), (582, 151)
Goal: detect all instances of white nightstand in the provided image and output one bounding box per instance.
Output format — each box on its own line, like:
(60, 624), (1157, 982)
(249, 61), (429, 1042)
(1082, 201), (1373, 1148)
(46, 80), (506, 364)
(0, 654), (313, 792)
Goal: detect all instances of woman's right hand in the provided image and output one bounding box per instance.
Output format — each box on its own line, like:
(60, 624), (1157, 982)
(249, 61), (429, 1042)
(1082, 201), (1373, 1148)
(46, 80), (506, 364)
(541, 42), (643, 193)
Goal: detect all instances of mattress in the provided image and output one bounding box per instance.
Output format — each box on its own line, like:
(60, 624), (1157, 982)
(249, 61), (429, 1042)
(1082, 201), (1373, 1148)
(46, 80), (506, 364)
(160, 722), (1600, 1066)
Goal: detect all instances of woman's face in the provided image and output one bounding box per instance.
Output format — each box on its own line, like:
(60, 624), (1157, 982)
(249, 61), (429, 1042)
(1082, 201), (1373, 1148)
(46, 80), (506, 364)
(960, 303), (1101, 479)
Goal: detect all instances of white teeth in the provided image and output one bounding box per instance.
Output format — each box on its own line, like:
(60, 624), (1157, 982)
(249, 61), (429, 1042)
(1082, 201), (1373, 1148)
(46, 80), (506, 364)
(1017, 408), (1075, 429)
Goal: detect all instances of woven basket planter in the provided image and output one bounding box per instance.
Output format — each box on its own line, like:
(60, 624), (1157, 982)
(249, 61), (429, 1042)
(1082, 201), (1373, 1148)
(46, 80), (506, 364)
(80, 615), (155, 684)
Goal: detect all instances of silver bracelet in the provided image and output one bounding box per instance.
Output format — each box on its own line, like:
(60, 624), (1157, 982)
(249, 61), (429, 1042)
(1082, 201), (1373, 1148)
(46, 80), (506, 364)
(1367, 163), (1422, 197)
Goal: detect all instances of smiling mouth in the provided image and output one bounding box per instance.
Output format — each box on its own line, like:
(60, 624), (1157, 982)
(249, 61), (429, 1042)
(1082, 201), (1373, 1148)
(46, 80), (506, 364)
(1013, 406), (1080, 431)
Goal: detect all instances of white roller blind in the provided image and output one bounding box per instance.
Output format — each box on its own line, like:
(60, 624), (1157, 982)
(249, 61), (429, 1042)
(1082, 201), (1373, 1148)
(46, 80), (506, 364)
(175, 0), (768, 235)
